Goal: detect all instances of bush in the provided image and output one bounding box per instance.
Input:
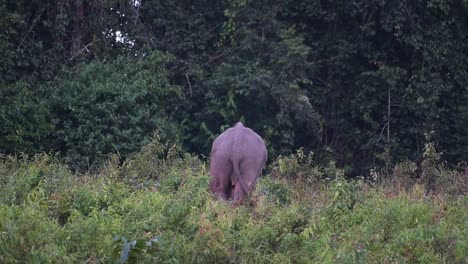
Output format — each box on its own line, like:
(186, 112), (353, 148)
(369, 134), (468, 197)
(0, 154), (74, 206)
(0, 147), (466, 263)
(42, 52), (185, 170)
(0, 81), (52, 154)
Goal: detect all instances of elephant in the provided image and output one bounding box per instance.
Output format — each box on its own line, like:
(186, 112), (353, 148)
(209, 122), (267, 205)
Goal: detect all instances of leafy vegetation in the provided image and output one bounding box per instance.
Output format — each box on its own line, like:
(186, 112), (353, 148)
(1, 1), (467, 262)
(0, 0), (467, 172)
(41, 52), (183, 170)
(0, 138), (466, 263)
(0, 81), (51, 154)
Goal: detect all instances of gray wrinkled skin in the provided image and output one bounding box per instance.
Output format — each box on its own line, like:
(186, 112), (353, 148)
(209, 122), (267, 206)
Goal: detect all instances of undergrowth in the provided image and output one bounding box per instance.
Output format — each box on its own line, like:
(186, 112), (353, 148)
(0, 139), (466, 263)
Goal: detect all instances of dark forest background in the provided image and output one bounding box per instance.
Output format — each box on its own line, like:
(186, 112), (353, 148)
(1, 0), (467, 174)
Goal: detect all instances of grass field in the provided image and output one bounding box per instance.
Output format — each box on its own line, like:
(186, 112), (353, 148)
(0, 141), (466, 263)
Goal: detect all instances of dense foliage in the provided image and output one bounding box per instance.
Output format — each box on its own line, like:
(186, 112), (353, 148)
(1, 1), (467, 262)
(1, 0), (467, 172)
(41, 53), (183, 170)
(0, 139), (466, 263)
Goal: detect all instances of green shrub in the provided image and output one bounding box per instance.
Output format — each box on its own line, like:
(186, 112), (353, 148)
(258, 178), (293, 205)
(314, 191), (468, 263)
(270, 148), (322, 182)
(370, 135), (468, 196)
(42, 52), (184, 170)
(0, 149), (466, 263)
(0, 81), (52, 154)
(112, 236), (160, 264)
(0, 205), (71, 263)
(0, 154), (74, 205)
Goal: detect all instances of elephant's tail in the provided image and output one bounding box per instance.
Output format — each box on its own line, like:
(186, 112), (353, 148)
(232, 154), (249, 194)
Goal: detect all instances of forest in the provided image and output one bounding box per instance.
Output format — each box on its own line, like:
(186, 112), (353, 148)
(1, 0), (467, 172)
(0, 0), (467, 263)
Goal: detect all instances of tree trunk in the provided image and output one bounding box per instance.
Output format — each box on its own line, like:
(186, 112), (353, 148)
(71, 0), (84, 58)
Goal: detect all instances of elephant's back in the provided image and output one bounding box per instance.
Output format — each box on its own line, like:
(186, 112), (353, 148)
(232, 126), (267, 158)
(211, 124), (267, 160)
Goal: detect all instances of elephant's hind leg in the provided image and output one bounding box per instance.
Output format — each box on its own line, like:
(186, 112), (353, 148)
(209, 157), (233, 201)
(232, 183), (246, 206)
(209, 177), (229, 200)
(226, 181), (236, 200)
(232, 169), (259, 206)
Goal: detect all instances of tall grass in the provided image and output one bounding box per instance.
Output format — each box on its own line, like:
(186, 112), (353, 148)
(0, 140), (466, 263)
